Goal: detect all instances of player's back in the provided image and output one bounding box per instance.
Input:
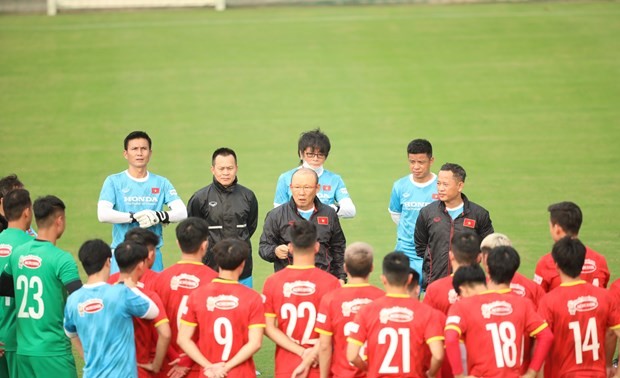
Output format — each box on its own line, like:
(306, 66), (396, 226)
(534, 247), (610, 292)
(132, 287), (168, 375)
(422, 274), (458, 315)
(315, 283), (384, 378)
(538, 281), (620, 378)
(510, 272), (544, 309)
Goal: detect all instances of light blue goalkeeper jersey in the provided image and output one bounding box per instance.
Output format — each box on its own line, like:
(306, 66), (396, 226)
(64, 283), (151, 378)
(274, 166), (350, 207)
(389, 173), (438, 263)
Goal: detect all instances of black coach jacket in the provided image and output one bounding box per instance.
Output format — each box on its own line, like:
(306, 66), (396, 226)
(414, 193), (494, 289)
(259, 197), (347, 280)
(187, 177), (258, 279)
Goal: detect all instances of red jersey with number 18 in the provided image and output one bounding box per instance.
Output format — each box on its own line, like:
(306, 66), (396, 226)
(348, 294), (444, 378)
(262, 265), (341, 378)
(537, 281), (620, 378)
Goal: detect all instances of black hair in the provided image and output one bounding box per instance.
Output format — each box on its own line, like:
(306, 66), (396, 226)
(452, 264), (486, 295)
(486, 246), (520, 285)
(406, 267), (421, 292)
(124, 228), (160, 249)
(124, 131), (152, 150)
(439, 163), (467, 182)
(176, 217), (209, 254)
(344, 243), (373, 278)
(551, 236), (586, 278)
(298, 129), (331, 159)
(289, 220), (317, 250)
(451, 231), (481, 265)
(0, 174), (24, 199)
(33, 195), (65, 227)
(407, 139), (433, 157)
(382, 251), (411, 286)
(548, 201), (582, 236)
(115, 242), (149, 273)
(212, 147), (237, 166)
(2, 189), (31, 222)
(213, 239), (249, 271)
(78, 239), (112, 276)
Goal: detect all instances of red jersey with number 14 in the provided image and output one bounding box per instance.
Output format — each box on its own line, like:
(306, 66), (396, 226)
(534, 247), (610, 292)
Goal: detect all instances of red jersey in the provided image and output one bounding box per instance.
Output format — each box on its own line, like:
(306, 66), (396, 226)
(534, 246), (610, 292)
(610, 279), (620, 301)
(135, 288), (169, 378)
(445, 291), (548, 377)
(262, 265), (341, 378)
(423, 274), (458, 316)
(537, 281), (620, 377)
(510, 272), (544, 310)
(348, 294), (444, 378)
(181, 278), (265, 378)
(153, 261), (218, 377)
(315, 283), (384, 378)
(108, 268), (160, 291)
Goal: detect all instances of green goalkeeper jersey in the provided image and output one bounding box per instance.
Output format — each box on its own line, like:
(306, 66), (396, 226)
(4, 239), (81, 356)
(0, 228), (34, 352)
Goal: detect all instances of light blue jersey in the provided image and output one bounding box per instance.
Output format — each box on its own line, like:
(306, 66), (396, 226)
(389, 173), (438, 266)
(64, 283), (151, 378)
(274, 166), (350, 207)
(99, 170), (180, 272)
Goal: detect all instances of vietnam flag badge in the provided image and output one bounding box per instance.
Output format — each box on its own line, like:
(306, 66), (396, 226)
(463, 218), (476, 228)
(317, 217), (329, 225)
(151, 187), (160, 194)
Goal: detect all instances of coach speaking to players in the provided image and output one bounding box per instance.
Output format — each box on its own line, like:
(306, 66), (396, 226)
(259, 168), (347, 282)
(415, 163), (494, 289)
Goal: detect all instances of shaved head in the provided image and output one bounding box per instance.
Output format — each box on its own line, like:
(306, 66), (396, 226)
(345, 242), (374, 278)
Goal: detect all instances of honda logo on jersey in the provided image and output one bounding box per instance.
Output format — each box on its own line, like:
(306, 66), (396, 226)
(151, 187), (160, 194)
(463, 218), (476, 228)
(317, 217), (329, 225)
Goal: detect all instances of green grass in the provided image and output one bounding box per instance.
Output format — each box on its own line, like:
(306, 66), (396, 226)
(1, 1), (619, 376)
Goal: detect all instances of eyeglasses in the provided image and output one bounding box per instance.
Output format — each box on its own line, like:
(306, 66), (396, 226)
(290, 185), (316, 192)
(304, 152), (326, 159)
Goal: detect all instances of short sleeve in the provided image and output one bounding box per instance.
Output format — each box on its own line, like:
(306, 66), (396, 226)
(334, 176), (351, 203)
(149, 291), (169, 327)
(445, 302), (466, 336)
(537, 295), (553, 328)
(125, 287), (153, 318)
(262, 277), (276, 317)
(63, 300), (77, 335)
(273, 173), (290, 206)
(248, 293), (266, 328)
(315, 295), (333, 334)
(163, 178), (181, 205)
(347, 308), (368, 346)
(58, 254), (81, 286)
(388, 182), (401, 213)
(425, 309), (446, 343)
(99, 176), (116, 203)
(523, 299), (547, 336)
(180, 290), (199, 326)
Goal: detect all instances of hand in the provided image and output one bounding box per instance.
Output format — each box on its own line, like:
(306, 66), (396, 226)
(291, 361), (310, 378)
(138, 362), (160, 373)
(167, 364), (190, 378)
(204, 362), (227, 378)
(0, 341), (5, 358)
(275, 245), (289, 260)
(134, 210), (169, 228)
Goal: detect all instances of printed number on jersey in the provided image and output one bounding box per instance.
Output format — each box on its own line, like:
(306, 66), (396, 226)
(486, 322), (518, 368)
(569, 317), (600, 364)
(281, 302), (317, 345)
(17, 276), (44, 319)
(378, 327), (410, 374)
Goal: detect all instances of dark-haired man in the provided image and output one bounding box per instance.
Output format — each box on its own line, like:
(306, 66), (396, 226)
(534, 201), (609, 292)
(108, 227), (161, 291)
(188, 147), (259, 288)
(64, 240), (159, 378)
(98, 130), (187, 273)
(0, 174), (24, 233)
(178, 239), (265, 378)
(415, 163), (494, 289)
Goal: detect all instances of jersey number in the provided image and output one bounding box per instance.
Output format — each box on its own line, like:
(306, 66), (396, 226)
(569, 317), (600, 364)
(214, 317), (234, 361)
(378, 327), (410, 374)
(344, 321), (367, 358)
(281, 302), (317, 345)
(486, 321), (517, 368)
(16, 276), (44, 319)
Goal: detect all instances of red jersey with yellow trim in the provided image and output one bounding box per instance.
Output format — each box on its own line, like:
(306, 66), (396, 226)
(315, 283), (384, 378)
(108, 268), (159, 291)
(348, 294), (444, 378)
(445, 291), (548, 377)
(135, 288), (169, 378)
(509, 272), (545, 310)
(181, 278), (265, 378)
(533, 247), (610, 292)
(423, 274), (458, 315)
(153, 261), (218, 377)
(262, 265), (341, 378)
(537, 281), (620, 378)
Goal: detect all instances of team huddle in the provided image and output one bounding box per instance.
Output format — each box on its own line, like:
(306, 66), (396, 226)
(0, 130), (619, 378)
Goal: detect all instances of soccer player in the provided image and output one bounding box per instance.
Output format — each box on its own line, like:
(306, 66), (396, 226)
(0, 188), (34, 377)
(537, 237), (620, 377)
(187, 147), (259, 288)
(260, 168), (347, 282)
(534, 201), (610, 291)
(314, 242), (384, 378)
(64, 240), (159, 377)
(97, 130), (188, 273)
(0, 195), (82, 378)
(273, 129), (356, 218)
(108, 227), (160, 290)
(153, 217), (218, 378)
(445, 262), (553, 378)
(263, 220), (341, 378)
(0, 175), (24, 233)
(111, 241), (171, 378)
(178, 238), (265, 378)
(415, 163), (494, 289)
(388, 139), (438, 284)
(346, 251), (444, 377)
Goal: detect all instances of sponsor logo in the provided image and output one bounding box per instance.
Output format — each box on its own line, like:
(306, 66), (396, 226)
(18, 255), (42, 269)
(78, 299), (104, 316)
(151, 187), (160, 194)
(261, 294), (267, 304)
(432, 193), (440, 200)
(402, 201), (431, 211)
(170, 274), (200, 290)
(403, 193), (410, 198)
(446, 315), (461, 325)
(316, 313), (327, 323)
(0, 244), (11, 257)
(533, 274), (543, 285)
(339, 188), (348, 194)
(581, 259), (597, 274)
(481, 301), (513, 319)
(122, 187), (130, 194)
(433, 216), (441, 223)
(170, 189), (178, 196)
(510, 283), (526, 297)
(349, 322), (360, 333)
(207, 295), (239, 311)
(341, 298), (373, 317)
(322, 185), (331, 191)
(283, 281), (316, 298)
(317, 217), (329, 225)
(124, 196), (158, 203)
(448, 289), (459, 304)
(568, 296), (598, 315)
(463, 218), (476, 228)
(209, 201), (218, 207)
(380, 306), (414, 324)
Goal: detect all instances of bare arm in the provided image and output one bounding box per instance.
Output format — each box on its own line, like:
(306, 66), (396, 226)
(427, 339), (444, 377)
(176, 322), (213, 369)
(346, 341), (366, 372)
(265, 316), (305, 356)
(318, 334), (332, 378)
(220, 326), (265, 374)
(139, 321), (171, 374)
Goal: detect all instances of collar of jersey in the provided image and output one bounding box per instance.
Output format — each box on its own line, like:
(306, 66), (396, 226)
(344, 283), (371, 288)
(286, 265), (315, 270)
(124, 169), (150, 182)
(560, 280), (586, 287)
(485, 288), (511, 294)
(176, 260), (204, 265)
(213, 278), (239, 284)
(386, 293), (410, 298)
(83, 282), (107, 289)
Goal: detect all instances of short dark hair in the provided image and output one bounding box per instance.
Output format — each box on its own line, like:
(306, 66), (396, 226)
(451, 232), (481, 265)
(452, 264), (486, 295)
(176, 217), (209, 254)
(407, 139), (433, 157)
(2, 189), (31, 222)
(213, 239), (249, 271)
(124, 131), (152, 150)
(407, 267), (421, 292)
(289, 220), (317, 250)
(78, 239), (112, 276)
(212, 147), (237, 166)
(0, 174), (24, 199)
(298, 129), (331, 158)
(33, 195), (65, 228)
(115, 242), (149, 273)
(551, 236), (586, 278)
(382, 251), (411, 286)
(486, 246), (520, 285)
(344, 242), (373, 278)
(440, 163), (466, 182)
(124, 228), (160, 249)
(548, 202), (582, 236)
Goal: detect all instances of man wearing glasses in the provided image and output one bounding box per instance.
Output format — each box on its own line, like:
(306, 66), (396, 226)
(260, 168), (347, 283)
(273, 129), (356, 218)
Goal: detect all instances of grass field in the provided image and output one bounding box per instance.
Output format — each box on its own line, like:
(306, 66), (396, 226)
(1, 1), (620, 375)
